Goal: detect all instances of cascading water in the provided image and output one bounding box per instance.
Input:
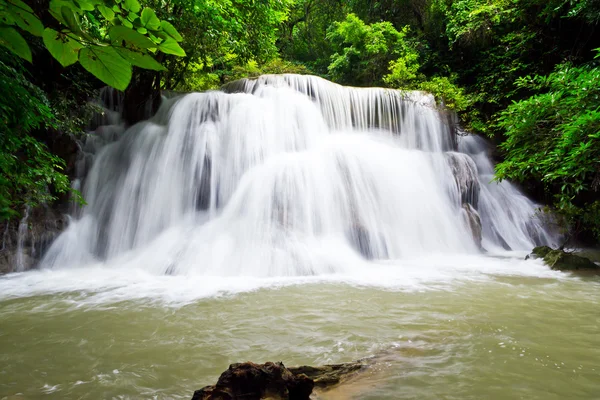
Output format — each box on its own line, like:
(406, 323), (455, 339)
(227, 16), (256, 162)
(41, 74), (558, 275)
(15, 205), (30, 272)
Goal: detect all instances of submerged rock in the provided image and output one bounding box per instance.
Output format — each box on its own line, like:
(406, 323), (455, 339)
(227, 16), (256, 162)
(191, 361), (365, 400)
(191, 362), (313, 400)
(288, 362), (364, 388)
(529, 246), (600, 273)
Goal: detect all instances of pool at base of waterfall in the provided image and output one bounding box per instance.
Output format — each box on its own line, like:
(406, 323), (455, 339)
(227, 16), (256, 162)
(1, 252), (599, 400)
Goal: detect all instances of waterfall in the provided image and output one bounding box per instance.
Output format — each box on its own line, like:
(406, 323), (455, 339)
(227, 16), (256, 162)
(457, 134), (558, 250)
(15, 205), (30, 272)
(41, 74), (558, 275)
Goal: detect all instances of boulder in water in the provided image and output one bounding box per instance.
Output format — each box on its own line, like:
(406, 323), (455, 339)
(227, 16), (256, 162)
(530, 246), (552, 259)
(191, 361), (366, 400)
(529, 246), (600, 272)
(191, 362), (314, 400)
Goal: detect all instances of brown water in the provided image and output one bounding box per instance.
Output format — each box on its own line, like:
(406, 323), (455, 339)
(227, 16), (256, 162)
(0, 255), (599, 399)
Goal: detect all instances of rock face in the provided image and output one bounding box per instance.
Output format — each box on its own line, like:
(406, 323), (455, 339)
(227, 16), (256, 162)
(0, 206), (66, 274)
(529, 246), (600, 272)
(445, 152), (480, 208)
(461, 203), (482, 249)
(191, 362), (314, 400)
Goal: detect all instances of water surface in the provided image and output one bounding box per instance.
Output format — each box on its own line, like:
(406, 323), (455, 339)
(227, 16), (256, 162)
(1, 253), (598, 399)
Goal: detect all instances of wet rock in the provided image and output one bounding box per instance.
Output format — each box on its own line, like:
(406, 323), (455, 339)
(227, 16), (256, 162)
(0, 206), (66, 274)
(288, 362), (364, 388)
(191, 362), (314, 400)
(445, 153), (480, 208)
(461, 203), (482, 249)
(530, 246), (552, 259)
(528, 246), (600, 273)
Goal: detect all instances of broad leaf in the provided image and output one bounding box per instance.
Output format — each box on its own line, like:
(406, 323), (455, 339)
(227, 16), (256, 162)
(109, 25), (155, 49)
(158, 37), (186, 56)
(61, 6), (81, 33)
(7, 3), (44, 36)
(0, 27), (32, 62)
(75, 0), (96, 11)
(49, 0), (81, 25)
(117, 15), (134, 29)
(141, 7), (160, 30)
(160, 21), (182, 42)
(97, 5), (115, 20)
(42, 28), (82, 67)
(79, 46), (132, 90)
(7, 0), (33, 13)
(116, 48), (166, 71)
(123, 0), (141, 13)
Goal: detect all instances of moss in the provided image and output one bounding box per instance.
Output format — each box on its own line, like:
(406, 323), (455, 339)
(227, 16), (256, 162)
(542, 249), (599, 272)
(531, 246), (552, 258)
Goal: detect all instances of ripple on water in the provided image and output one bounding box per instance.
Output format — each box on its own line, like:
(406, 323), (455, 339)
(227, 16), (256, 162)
(0, 255), (599, 399)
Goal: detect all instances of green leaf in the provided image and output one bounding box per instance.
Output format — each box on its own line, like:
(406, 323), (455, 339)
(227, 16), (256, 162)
(140, 7), (160, 29)
(0, 27), (32, 62)
(75, 0), (96, 11)
(123, 0), (141, 13)
(117, 15), (134, 28)
(42, 28), (82, 67)
(158, 37), (186, 56)
(97, 5), (115, 20)
(49, 0), (81, 25)
(109, 25), (155, 48)
(61, 6), (81, 32)
(7, 0), (33, 13)
(79, 46), (132, 90)
(7, 6), (44, 37)
(136, 27), (147, 34)
(116, 47), (166, 71)
(160, 20), (183, 42)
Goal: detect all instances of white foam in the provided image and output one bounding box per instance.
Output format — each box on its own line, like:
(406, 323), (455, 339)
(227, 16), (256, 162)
(0, 253), (566, 307)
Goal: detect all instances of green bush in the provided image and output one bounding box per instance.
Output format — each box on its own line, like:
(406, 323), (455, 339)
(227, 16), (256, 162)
(495, 59), (600, 240)
(0, 53), (71, 220)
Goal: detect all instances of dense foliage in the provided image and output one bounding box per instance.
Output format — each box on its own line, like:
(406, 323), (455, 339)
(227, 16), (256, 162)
(0, 0), (599, 243)
(496, 59), (600, 240)
(0, 51), (69, 219)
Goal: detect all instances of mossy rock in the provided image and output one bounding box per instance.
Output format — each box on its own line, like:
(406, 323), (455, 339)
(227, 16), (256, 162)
(530, 247), (600, 273)
(531, 246), (552, 259)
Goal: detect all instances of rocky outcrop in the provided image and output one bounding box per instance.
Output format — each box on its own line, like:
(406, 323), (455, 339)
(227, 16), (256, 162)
(0, 206), (66, 274)
(191, 361), (366, 400)
(445, 152), (480, 208)
(529, 246), (600, 273)
(461, 203), (482, 249)
(191, 362), (314, 400)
